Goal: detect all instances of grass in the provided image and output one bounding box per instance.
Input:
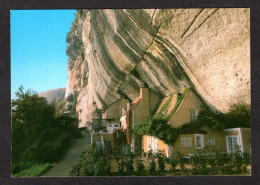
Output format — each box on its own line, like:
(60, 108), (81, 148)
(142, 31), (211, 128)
(12, 163), (52, 177)
(165, 87), (190, 120)
(157, 94), (173, 116)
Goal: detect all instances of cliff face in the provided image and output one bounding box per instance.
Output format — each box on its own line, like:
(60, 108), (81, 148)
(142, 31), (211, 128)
(65, 9), (250, 127)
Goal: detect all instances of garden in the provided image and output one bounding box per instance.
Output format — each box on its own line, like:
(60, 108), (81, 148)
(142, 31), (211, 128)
(71, 144), (251, 176)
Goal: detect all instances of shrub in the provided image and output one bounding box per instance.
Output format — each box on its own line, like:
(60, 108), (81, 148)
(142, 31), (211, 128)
(168, 157), (178, 174)
(204, 145), (225, 175)
(71, 145), (110, 176)
(190, 151), (209, 175)
(125, 151), (135, 175)
(175, 151), (188, 175)
(156, 150), (166, 172)
(229, 145), (243, 173)
(147, 150), (156, 173)
(113, 149), (125, 173)
(66, 94), (74, 102)
(135, 158), (145, 173)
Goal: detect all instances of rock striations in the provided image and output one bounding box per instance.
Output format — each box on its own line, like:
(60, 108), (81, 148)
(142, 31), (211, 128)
(64, 9), (250, 128)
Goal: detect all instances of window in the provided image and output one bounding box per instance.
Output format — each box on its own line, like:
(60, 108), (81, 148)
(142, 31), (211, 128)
(108, 124), (112, 127)
(206, 138), (216, 146)
(195, 134), (204, 148)
(114, 124), (119, 127)
(181, 136), (192, 147)
(189, 109), (198, 121)
(226, 135), (239, 153)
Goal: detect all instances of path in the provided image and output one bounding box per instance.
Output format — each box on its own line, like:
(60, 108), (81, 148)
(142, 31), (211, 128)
(42, 131), (90, 176)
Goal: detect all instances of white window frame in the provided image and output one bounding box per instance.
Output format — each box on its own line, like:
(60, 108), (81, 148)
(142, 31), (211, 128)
(181, 136), (192, 147)
(226, 135), (239, 153)
(195, 134), (204, 149)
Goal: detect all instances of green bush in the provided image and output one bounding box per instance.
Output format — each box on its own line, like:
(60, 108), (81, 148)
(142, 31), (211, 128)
(125, 151), (135, 175)
(229, 145), (243, 173)
(135, 158), (145, 173)
(13, 163), (51, 177)
(113, 148), (125, 173)
(175, 151), (188, 175)
(71, 145), (111, 176)
(190, 151), (209, 175)
(168, 157), (178, 174)
(156, 150), (166, 172)
(147, 150), (156, 173)
(204, 145), (225, 175)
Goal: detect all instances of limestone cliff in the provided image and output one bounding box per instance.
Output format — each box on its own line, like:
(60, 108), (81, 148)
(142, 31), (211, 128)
(64, 9), (250, 128)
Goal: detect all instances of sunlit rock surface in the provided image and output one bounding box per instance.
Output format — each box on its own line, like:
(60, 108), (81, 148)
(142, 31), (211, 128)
(65, 9), (250, 127)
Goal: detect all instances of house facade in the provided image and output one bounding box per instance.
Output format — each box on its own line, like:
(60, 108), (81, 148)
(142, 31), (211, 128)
(119, 83), (160, 153)
(90, 85), (250, 159)
(90, 98), (129, 152)
(142, 89), (251, 159)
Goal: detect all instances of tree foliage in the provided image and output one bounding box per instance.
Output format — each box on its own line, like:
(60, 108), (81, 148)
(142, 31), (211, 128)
(12, 86), (81, 175)
(71, 145), (111, 176)
(12, 86), (55, 142)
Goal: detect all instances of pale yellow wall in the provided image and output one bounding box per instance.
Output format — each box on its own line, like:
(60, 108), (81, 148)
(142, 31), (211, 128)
(143, 126), (228, 157)
(143, 135), (169, 157)
(202, 126), (226, 152)
(132, 88), (151, 127)
(157, 138), (168, 156)
(142, 90), (232, 157)
(241, 129), (251, 153)
(105, 98), (130, 122)
(170, 126), (227, 157)
(140, 87), (150, 123)
(149, 90), (161, 114)
(143, 135), (148, 153)
(92, 133), (112, 143)
(133, 103), (142, 126)
(168, 90), (204, 127)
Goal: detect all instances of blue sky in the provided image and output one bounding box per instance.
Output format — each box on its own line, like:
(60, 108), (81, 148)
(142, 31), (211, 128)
(11, 10), (76, 99)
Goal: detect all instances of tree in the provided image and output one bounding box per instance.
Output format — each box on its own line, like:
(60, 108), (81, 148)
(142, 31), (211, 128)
(225, 104), (251, 128)
(12, 86), (55, 141)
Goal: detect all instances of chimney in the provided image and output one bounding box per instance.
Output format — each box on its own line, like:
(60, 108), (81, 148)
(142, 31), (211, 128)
(127, 103), (130, 111)
(140, 82), (150, 122)
(122, 108), (125, 115)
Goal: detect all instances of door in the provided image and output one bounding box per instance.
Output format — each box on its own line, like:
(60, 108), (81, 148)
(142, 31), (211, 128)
(226, 135), (239, 153)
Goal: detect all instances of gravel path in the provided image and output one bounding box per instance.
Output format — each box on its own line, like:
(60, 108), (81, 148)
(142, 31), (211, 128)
(42, 131), (90, 177)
